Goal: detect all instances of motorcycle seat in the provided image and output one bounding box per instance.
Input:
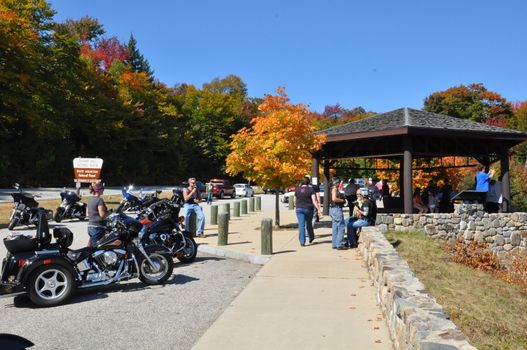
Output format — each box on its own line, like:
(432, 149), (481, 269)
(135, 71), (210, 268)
(67, 247), (93, 262)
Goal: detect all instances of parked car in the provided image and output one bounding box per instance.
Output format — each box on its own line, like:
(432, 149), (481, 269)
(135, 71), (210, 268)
(209, 179), (235, 199)
(262, 187), (284, 194)
(234, 183), (254, 197)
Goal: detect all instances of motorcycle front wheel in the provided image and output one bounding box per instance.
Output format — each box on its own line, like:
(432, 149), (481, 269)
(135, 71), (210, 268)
(177, 236), (197, 263)
(54, 208), (64, 223)
(138, 246), (174, 285)
(27, 264), (74, 307)
(8, 212), (19, 230)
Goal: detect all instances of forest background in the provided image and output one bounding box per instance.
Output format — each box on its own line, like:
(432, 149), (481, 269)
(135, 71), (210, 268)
(1, 0), (527, 209)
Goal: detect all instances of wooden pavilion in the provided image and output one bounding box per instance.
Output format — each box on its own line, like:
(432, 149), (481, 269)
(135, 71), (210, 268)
(312, 107), (527, 214)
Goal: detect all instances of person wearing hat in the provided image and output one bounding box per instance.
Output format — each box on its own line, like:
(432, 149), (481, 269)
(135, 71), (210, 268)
(330, 177), (347, 250)
(87, 182), (108, 246)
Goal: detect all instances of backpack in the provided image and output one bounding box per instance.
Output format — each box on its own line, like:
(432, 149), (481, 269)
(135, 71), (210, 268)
(365, 198), (377, 225)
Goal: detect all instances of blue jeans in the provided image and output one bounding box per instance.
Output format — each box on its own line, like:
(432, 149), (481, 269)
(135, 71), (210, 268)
(295, 207), (314, 245)
(206, 192), (213, 205)
(330, 207), (345, 248)
(183, 203), (205, 234)
(346, 217), (369, 246)
(88, 226), (105, 246)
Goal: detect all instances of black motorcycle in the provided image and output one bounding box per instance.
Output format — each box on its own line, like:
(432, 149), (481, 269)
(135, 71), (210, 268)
(0, 211), (174, 307)
(8, 184), (52, 230)
(137, 191), (197, 263)
(116, 185), (161, 213)
(54, 189), (86, 223)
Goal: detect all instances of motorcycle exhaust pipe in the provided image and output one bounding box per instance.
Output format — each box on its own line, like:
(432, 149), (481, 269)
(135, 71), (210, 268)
(78, 261), (129, 289)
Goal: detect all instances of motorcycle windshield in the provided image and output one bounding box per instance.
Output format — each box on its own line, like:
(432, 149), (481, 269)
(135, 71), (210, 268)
(11, 193), (38, 207)
(61, 191), (80, 203)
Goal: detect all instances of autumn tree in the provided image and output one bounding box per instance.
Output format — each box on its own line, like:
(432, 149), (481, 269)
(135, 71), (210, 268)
(423, 83), (513, 126)
(126, 34), (153, 77)
(226, 88), (326, 227)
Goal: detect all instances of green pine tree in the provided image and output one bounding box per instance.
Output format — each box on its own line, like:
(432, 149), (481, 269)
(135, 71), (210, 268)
(126, 34), (153, 78)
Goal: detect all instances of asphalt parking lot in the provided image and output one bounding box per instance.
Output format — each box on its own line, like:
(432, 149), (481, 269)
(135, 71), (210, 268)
(0, 252), (260, 350)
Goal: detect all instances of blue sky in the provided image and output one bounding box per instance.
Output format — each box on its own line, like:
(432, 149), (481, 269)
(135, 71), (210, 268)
(48, 0), (527, 113)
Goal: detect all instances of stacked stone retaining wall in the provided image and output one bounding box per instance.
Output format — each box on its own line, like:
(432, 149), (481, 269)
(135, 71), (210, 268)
(359, 226), (476, 349)
(376, 204), (527, 259)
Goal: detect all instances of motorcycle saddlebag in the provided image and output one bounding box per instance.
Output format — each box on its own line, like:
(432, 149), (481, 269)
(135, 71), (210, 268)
(3, 235), (38, 254)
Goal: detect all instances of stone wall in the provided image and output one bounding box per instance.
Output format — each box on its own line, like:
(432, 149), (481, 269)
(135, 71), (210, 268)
(359, 226), (476, 350)
(375, 204), (527, 258)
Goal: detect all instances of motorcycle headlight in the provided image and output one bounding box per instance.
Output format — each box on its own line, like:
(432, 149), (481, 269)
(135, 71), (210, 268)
(18, 203), (26, 210)
(62, 199), (68, 205)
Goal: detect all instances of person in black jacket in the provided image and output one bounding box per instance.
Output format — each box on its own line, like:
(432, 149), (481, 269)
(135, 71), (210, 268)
(346, 188), (376, 248)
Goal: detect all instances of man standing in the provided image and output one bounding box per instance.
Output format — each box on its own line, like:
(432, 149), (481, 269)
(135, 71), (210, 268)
(183, 177), (205, 237)
(475, 166), (495, 192)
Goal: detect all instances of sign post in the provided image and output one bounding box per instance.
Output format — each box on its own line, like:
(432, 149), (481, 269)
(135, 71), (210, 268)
(73, 158), (103, 194)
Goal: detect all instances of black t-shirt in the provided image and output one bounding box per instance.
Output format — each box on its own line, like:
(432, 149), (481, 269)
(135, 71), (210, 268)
(295, 186), (315, 209)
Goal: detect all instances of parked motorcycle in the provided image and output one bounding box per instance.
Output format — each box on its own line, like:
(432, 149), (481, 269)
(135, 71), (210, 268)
(7, 183), (52, 230)
(54, 189), (86, 222)
(0, 210), (174, 307)
(116, 185), (161, 213)
(137, 191), (197, 263)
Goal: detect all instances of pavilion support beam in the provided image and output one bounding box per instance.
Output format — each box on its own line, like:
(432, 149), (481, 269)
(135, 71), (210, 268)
(311, 157), (319, 185)
(323, 160), (330, 215)
(403, 138), (413, 214)
(500, 148), (511, 213)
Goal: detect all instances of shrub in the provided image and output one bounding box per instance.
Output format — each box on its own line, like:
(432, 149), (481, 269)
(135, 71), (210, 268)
(444, 238), (501, 271)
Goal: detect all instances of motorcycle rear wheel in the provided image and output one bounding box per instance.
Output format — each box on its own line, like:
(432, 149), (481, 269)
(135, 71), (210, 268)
(138, 247), (173, 285)
(27, 264), (74, 307)
(177, 236), (197, 263)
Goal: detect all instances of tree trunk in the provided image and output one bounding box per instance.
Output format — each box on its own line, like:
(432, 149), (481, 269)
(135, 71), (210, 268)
(274, 191), (280, 228)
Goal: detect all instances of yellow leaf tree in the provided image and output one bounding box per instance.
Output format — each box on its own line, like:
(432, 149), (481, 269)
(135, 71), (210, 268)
(226, 87), (326, 226)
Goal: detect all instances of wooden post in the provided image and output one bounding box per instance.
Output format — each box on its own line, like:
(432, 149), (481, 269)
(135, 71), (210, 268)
(403, 137), (413, 214)
(500, 147), (511, 212)
(241, 199), (248, 214)
(210, 205), (218, 225)
(261, 218), (273, 255)
(323, 160), (330, 215)
(218, 212), (229, 246)
(249, 197), (255, 212)
(288, 196), (294, 210)
(188, 211), (197, 237)
(255, 196), (261, 211)
(233, 201), (240, 217)
(221, 203), (230, 221)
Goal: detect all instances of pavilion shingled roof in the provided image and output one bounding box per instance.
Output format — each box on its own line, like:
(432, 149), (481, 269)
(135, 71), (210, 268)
(318, 107), (526, 137)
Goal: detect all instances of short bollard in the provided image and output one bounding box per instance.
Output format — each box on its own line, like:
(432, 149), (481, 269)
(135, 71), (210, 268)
(221, 203), (230, 221)
(218, 212), (229, 246)
(233, 201), (240, 217)
(188, 211), (197, 237)
(241, 199), (248, 214)
(288, 196), (294, 210)
(261, 218), (273, 255)
(255, 196), (261, 211)
(249, 197), (255, 212)
(210, 205), (218, 225)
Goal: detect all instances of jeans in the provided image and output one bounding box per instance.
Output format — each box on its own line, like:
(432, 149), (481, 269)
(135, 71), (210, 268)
(183, 203), (205, 234)
(206, 192), (213, 205)
(346, 217), (369, 246)
(295, 207), (314, 245)
(330, 207), (345, 248)
(88, 226), (105, 246)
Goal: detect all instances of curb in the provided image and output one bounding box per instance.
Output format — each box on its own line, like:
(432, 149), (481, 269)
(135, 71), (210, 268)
(197, 244), (271, 265)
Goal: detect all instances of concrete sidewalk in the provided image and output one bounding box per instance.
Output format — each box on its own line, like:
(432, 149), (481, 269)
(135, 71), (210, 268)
(192, 204), (393, 350)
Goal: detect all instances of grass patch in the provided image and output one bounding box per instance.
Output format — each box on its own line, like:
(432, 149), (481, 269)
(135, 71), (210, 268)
(385, 230), (527, 350)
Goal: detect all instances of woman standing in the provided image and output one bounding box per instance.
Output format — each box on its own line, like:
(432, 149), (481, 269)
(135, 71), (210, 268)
(294, 177), (321, 246)
(330, 177), (347, 249)
(87, 182), (108, 246)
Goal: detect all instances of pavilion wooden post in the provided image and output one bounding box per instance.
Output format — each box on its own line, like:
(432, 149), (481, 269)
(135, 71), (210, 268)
(323, 160), (330, 215)
(500, 147), (511, 212)
(312, 157), (319, 184)
(403, 138), (413, 214)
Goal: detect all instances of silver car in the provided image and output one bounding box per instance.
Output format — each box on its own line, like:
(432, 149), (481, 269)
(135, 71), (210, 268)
(234, 183), (254, 197)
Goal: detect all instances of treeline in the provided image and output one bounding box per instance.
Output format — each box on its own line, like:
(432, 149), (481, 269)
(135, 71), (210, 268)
(0, 1), (259, 187)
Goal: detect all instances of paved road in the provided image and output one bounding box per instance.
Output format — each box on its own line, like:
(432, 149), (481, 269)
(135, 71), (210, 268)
(0, 254), (260, 350)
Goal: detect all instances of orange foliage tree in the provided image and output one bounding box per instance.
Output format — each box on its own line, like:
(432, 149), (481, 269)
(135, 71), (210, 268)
(226, 87), (326, 226)
(375, 157), (475, 193)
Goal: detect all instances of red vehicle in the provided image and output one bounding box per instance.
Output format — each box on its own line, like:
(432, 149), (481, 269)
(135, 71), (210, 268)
(209, 179), (236, 199)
